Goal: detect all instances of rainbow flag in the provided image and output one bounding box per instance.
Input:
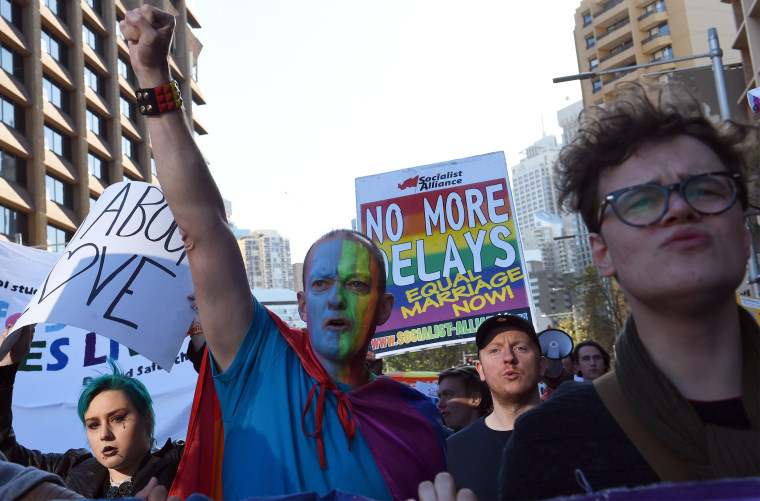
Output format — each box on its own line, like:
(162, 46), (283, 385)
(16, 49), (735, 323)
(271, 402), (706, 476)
(169, 349), (224, 500)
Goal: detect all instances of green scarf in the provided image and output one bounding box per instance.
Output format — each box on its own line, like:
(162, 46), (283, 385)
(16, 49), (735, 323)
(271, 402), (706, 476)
(614, 306), (759, 480)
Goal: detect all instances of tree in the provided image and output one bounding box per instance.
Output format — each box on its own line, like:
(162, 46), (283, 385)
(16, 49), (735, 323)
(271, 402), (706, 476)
(567, 264), (630, 356)
(381, 342), (474, 373)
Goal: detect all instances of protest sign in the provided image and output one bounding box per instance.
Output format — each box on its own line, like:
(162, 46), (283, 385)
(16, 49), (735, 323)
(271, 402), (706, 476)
(8, 181), (195, 370)
(0, 239), (197, 452)
(355, 152), (532, 357)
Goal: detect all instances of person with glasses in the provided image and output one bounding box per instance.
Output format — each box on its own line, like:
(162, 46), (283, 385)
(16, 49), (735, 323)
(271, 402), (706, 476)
(496, 83), (759, 500)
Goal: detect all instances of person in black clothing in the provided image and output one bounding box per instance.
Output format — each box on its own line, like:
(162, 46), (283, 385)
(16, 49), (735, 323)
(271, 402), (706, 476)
(571, 340), (610, 382)
(0, 325), (204, 499)
(500, 83), (760, 500)
(447, 314), (545, 500)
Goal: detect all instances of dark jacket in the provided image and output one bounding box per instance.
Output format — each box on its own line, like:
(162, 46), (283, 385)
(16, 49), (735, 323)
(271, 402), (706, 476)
(0, 364), (184, 498)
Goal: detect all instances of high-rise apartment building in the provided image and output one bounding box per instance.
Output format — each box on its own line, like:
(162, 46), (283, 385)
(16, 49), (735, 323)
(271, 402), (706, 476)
(0, 0), (206, 250)
(510, 135), (561, 241)
(238, 230), (293, 290)
(573, 0), (739, 106)
(721, 0), (760, 120)
(556, 100), (593, 273)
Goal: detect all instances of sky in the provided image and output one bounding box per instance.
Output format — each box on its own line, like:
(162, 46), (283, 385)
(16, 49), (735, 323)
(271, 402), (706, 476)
(192, 1), (583, 261)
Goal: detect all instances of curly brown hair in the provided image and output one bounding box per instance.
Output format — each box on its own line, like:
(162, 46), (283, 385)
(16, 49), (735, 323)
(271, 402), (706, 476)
(556, 82), (758, 233)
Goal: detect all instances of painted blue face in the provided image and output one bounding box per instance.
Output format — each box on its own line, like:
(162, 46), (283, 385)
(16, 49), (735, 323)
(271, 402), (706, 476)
(302, 238), (381, 371)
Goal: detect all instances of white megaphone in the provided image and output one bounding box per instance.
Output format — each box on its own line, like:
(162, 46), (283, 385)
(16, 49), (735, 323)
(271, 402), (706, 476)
(538, 329), (574, 379)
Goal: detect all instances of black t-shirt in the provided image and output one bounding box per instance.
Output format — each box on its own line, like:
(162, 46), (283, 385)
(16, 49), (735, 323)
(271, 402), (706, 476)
(447, 416), (513, 501)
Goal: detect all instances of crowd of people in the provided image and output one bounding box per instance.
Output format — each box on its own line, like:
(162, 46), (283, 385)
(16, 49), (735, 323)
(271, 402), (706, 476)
(0, 4), (757, 500)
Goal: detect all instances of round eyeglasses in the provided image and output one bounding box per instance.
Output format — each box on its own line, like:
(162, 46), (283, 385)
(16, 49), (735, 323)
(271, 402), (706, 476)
(596, 171), (744, 230)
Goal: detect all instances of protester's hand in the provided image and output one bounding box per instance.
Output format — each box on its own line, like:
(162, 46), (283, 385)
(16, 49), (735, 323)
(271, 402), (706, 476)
(119, 5), (174, 87)
(414, 472), (477, 501)
(134, 477), (182, 501)
(0, 324), (34, 367)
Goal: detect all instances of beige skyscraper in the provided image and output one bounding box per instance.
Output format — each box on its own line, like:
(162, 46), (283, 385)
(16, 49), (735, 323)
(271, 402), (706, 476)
(0, 0), (205, 250)
(238, 230), (294, 290)
(573, 0), (740, 106)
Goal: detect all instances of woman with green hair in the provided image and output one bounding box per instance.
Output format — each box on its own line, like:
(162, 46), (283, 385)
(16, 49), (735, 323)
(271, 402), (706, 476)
(0, 325), (204, 499)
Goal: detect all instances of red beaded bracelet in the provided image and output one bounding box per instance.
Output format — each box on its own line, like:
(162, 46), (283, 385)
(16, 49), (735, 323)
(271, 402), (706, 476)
(135, 81), (182, 115)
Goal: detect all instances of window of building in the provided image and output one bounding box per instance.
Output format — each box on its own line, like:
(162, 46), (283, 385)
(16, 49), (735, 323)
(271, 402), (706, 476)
(42, 76), (68, 112)
(0, 0), (21, 28)
(589, 58), (598, 70)
(82, 23), (103, 54)
(41, 30), (67, 67)
(118, 56), (136, 86)
(89, 196), (97, 212)
(86, 0), (101, 14)
(85, 108), (105, 138)
(44, 125), (70, 159)
(583, 12), (592, 27)
(0, 146), (23, 185)
(643, 0), (666, 14)
(84, 65), (103, 94)
(120, 95), (135, 121)
(0, 204), (26, 241)
(651, 45), (673, 62)
(150, 156), (157, 176)
(46, 174), (72, 208)
(0, 43), (22, 79)
(0, 94), (21, 130)
(44, 0), (66, 22)
(47, 224), (71, 252)
(586, 36), (595, 48)
(648, 22), (669, 38)
(87, 152), (107, 181)
(592, 80), (602, 93)
(121, 135), (135, 159)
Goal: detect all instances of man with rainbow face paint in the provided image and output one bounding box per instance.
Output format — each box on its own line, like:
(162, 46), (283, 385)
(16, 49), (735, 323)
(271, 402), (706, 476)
(120, 6), (446, 501)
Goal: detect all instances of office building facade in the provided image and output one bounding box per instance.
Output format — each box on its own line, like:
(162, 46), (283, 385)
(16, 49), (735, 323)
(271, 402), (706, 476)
(0, 0), (206, 250)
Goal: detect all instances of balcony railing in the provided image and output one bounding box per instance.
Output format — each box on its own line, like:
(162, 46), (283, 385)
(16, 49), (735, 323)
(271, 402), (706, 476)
(597, 17), (631, 41)
(599, 40), (634, 63)
(637, 4), (666, 21)
(641, 29), (669, 45)
(604, 68), (636, 84)
(593, 0), (625, 19)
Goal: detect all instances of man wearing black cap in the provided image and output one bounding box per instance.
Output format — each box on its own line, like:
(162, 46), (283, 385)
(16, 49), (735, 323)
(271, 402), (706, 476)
(446, 314), (545, 500)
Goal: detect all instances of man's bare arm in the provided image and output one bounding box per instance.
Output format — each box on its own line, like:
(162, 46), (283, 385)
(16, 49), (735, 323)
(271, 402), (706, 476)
(120, 6), (252, 371)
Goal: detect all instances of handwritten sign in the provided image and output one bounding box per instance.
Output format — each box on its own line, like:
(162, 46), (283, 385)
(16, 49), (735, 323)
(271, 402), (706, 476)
(9, 182), (194, 370)
(355, 152), (532, 357)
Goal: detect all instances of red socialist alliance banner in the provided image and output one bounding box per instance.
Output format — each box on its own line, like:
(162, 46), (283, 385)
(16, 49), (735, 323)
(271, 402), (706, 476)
(355, 152), (533, 357)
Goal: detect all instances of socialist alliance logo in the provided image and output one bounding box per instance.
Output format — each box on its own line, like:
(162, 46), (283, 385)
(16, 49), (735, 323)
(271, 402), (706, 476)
(397, 170), (463, 192)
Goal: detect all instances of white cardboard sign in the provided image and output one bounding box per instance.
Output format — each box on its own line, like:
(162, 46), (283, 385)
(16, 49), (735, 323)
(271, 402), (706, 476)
(9, 181), (194, 370)
(0, 239), (197, 452)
